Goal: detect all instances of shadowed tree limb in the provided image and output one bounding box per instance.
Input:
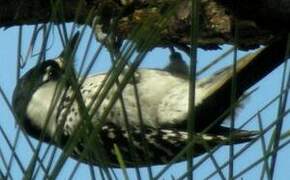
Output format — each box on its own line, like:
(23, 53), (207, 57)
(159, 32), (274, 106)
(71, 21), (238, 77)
(1, 0), (290, 50)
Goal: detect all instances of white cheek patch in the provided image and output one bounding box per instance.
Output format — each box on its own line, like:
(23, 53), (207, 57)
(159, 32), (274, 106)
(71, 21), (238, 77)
(42, 73), (49, 82)
(42, 66), (53, 82)
(26, 82), (60, 137)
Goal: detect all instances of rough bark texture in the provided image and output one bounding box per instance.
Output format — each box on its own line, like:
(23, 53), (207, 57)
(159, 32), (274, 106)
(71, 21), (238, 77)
(0, 0), (289, 50)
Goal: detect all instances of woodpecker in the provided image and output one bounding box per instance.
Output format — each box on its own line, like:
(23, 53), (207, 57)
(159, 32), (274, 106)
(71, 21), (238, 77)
(12, 35), (287, 167)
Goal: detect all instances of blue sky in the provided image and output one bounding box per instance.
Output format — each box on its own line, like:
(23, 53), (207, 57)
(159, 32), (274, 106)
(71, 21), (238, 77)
(0, 24), (290, 179)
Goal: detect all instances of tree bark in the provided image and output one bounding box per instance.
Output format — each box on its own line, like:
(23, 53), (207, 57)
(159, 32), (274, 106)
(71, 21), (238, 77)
(0, 0), (289, 50)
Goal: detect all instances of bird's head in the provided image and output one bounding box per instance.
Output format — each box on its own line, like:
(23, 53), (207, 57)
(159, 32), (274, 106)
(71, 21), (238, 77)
(12, 59), (66, 140)
(12, 33), (80, 141)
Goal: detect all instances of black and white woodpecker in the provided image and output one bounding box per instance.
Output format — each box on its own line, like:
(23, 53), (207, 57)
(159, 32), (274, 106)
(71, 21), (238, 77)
(12, 34), (287, 167)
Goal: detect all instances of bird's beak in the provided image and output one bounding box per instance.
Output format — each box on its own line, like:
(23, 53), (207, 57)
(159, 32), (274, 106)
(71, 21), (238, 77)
(55, 58), (65, 70)
(55, 32), (80, 71)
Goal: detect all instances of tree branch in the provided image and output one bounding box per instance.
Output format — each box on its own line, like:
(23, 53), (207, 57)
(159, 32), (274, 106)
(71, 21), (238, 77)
(0, 0), (289, 50)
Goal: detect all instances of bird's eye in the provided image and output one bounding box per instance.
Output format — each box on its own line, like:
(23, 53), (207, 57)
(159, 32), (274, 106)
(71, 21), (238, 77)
(48, 69), (53, 78)
(46, 66), (54, 78)
(42, 66), (55, 82)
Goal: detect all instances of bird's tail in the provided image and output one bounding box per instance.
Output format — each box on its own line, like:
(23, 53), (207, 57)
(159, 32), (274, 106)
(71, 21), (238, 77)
(201, 36), (288, 100)
(194, 36), (288, 131)
(193, 130), (258, 146)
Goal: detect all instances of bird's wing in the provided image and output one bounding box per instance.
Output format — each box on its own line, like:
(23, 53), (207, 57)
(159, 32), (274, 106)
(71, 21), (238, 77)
(70, 123), (258, 167)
